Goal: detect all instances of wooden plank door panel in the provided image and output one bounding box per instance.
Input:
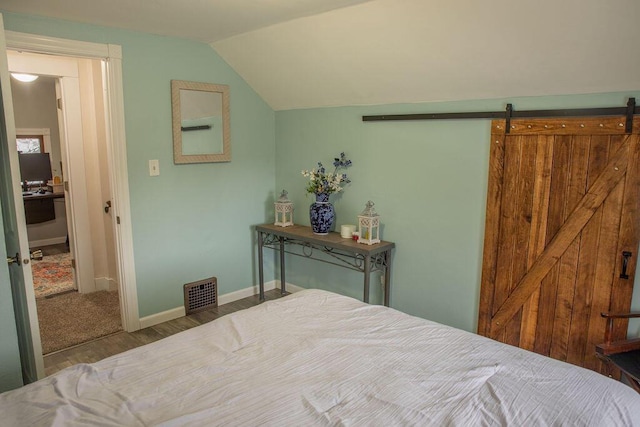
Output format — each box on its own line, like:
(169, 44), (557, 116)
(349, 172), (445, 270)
(583, 176), (624, 372)
(566, 136), (609, 366)
(520, 135), (553, 351)
(491, 137), (629, 335)
(477, 130), (505, 338)
(550, 135), (589, 361)
(533, 135), (570, 356)
(610, 136), (640, 334)
(478, 117), (640, 375)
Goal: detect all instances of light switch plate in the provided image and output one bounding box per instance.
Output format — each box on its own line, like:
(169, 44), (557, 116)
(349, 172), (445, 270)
(149, 159), (160, 176)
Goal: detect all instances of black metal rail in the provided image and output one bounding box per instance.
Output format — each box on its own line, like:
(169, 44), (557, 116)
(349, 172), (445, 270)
(363, 98), (638, 133)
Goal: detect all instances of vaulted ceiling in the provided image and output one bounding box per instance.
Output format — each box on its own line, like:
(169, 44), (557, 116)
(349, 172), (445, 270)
(2, 0), (639, 111)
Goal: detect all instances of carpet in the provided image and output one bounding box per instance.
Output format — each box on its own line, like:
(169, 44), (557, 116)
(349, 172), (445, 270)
(36, 290), (122, 354)
(31, 252), (75, 298)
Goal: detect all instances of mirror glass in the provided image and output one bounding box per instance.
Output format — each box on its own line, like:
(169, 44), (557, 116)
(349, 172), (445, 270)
(172, 80), (230, 163)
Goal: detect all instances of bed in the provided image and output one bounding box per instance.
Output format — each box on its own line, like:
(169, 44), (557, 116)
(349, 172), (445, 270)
(1, 289), (639, 426)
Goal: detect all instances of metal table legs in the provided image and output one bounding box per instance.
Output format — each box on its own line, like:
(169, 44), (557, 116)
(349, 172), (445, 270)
(257, 227), (393, 306)
(279, 236), (286, 295)
(258, 230), (265, 301)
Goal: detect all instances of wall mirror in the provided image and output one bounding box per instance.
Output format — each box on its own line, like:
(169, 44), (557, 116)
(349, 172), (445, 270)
(171, 80), (230, 163)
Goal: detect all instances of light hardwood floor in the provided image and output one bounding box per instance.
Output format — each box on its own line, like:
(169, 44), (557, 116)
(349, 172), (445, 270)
(43, 289), (288, 376)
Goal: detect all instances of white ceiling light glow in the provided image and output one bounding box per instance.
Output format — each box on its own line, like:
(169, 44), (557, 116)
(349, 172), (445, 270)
(11, 73), (39, 83)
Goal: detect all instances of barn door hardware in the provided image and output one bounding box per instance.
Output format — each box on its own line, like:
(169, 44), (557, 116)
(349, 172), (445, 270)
(363, 97), (639, 134)
(505, 103), (513, 134)
(625, 98), (636, 134)
(620, 251), (632, 279)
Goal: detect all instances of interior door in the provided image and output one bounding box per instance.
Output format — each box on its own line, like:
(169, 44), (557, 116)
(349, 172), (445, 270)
(0, 15), (44, 382)
(478, 116), (640, 374)
(55, 74), (96, 293)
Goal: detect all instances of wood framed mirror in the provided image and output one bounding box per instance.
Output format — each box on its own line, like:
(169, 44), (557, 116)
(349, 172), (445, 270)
(171, 80), (230, 164)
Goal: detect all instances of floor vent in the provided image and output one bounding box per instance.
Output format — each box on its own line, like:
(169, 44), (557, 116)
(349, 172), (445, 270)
(184, 277), (218, 315)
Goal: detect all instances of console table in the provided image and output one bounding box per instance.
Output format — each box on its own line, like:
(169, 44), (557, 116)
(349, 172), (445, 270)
(256, 224), (395, 306)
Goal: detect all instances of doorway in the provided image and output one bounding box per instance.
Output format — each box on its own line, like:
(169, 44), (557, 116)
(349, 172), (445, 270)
(1, 27), (140, 382)
(9, 55), (122, 355)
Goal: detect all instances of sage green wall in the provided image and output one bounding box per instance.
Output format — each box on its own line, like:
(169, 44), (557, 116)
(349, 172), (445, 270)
(275, 92), (640, 332)
(1, 12), (276, 317)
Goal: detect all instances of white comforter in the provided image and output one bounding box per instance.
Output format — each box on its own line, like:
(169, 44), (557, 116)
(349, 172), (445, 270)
(1, 289), (639, 426)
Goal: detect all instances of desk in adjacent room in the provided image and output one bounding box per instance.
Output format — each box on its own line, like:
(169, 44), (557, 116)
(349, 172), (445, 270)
(22, 191), (65, 224)
(256, 224), (395, 306)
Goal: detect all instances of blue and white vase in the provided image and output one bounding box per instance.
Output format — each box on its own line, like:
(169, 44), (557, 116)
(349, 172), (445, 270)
(310, 192), (335, 235)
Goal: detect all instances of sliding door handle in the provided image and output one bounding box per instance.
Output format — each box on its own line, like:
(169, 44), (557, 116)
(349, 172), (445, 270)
(620, 251), (632, 279)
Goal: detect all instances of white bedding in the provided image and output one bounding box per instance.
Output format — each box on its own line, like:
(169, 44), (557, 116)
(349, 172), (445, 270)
(1, 289), (639, 426)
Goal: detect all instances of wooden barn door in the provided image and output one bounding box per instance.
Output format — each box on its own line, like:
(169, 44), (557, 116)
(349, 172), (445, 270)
(478, 116), (640, 374)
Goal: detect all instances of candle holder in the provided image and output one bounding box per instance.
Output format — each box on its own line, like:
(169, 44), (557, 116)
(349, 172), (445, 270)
(274, 189), (294, 227)
(357, 200), (380, 245)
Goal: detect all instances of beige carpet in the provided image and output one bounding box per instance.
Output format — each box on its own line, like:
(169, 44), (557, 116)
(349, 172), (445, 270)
(37, 290), (122, 354)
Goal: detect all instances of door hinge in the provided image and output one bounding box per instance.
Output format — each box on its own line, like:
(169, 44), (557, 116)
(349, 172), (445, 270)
(64, 181), (69, 191)
(57, 98), (63, 110)
(71, 258), (76, 269)
(6, 252), (20, 266)
(117, 216), (121, 224)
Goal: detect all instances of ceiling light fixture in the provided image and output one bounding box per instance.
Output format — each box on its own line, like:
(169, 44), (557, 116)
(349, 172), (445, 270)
(11, 73), (39, 83)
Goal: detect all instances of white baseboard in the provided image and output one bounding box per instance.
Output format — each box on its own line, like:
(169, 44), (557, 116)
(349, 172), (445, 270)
(28, 236), (67, 248)
(139, 306), (186, 329)
(138, 280), (305, 329)
(95, 277), (118, 292)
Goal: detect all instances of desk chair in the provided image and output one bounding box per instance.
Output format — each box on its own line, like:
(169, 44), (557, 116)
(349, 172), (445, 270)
(596, 312), (640, 392)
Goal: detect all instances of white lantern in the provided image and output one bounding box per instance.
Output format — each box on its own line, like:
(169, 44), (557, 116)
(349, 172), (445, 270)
(274, 189), (294, 227)
(357, 200), (380, 245)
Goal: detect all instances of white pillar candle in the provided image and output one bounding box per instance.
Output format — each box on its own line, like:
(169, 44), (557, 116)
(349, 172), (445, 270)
(340, 224), (356, 238)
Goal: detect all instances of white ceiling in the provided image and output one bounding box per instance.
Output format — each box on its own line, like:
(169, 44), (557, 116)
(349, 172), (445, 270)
(2, 0), (639, 111)
(0, 0), (374, 42)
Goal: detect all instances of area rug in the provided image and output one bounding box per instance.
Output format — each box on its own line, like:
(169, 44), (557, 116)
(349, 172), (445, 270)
(31, 252), (75, 298)
(36, 290), (122, 354)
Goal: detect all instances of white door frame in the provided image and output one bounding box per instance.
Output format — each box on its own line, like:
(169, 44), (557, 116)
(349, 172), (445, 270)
(5, 31), (140, 335)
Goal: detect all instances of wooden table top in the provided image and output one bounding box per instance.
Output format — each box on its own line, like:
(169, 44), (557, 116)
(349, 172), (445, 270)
(256, 224), (394, 255)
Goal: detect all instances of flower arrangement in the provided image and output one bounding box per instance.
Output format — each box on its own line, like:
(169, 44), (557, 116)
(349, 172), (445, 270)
(301, 152), (353, 195)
